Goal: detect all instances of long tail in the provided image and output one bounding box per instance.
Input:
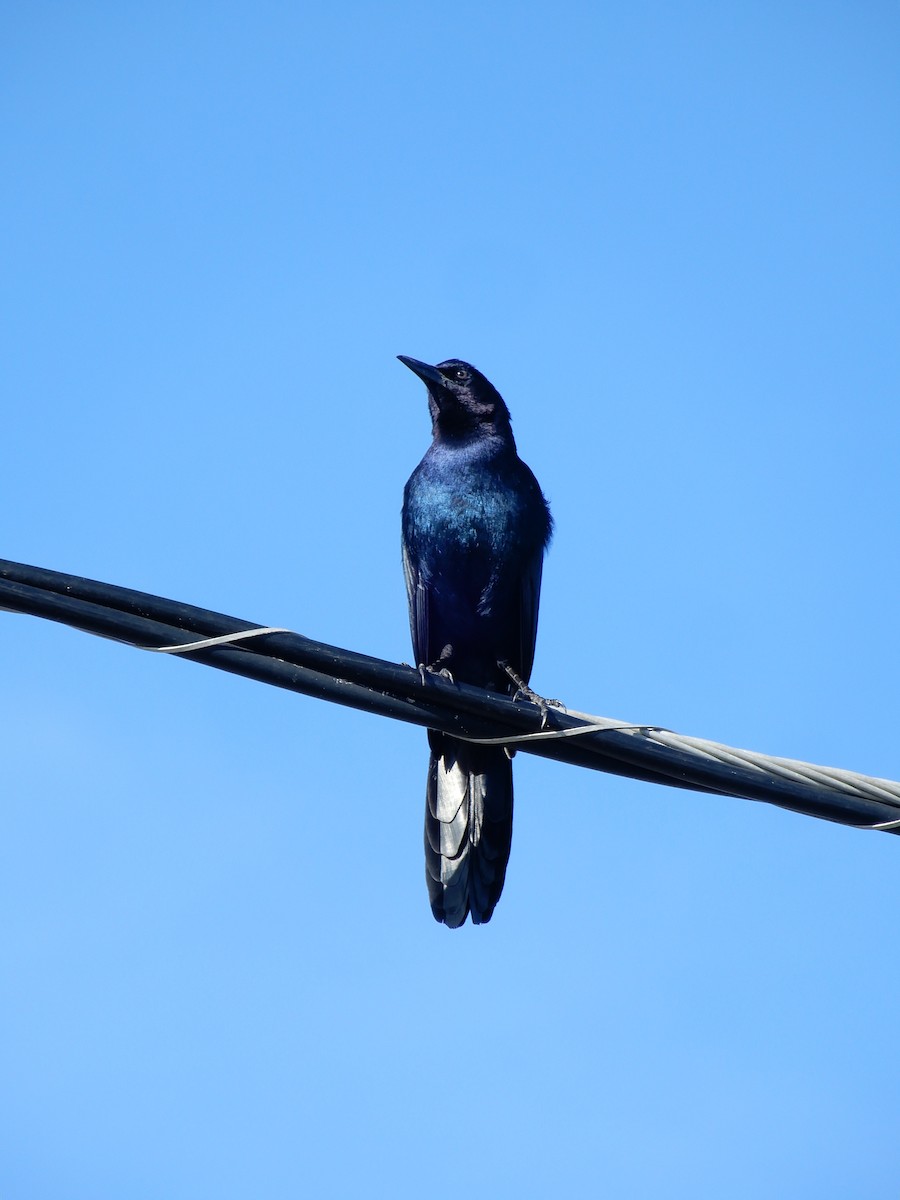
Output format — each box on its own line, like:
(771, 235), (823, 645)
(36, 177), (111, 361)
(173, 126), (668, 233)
(424, 732), (514, 928)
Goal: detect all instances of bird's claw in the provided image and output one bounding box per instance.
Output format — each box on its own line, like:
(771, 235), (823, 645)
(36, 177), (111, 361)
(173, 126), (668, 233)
(420, 657), (453, 686)
(500, 661), (564, 729)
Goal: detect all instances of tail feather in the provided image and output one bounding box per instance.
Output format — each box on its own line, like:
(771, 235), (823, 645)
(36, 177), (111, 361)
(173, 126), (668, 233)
(424, 733), (514, 928)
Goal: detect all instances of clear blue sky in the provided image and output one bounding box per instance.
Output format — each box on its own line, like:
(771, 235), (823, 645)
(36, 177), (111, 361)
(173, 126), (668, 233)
(2, 4), (899, 1196)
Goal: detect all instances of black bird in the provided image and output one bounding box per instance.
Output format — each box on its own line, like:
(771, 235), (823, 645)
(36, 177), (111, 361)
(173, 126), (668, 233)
(399, 356), (552, 927)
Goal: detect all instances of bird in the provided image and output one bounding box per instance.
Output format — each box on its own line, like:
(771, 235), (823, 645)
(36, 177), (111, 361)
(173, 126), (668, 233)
(399, 355), (552, 927)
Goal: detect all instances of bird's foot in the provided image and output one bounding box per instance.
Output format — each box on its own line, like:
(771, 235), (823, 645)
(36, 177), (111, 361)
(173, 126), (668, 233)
(500, 661), (564, 729)
(419, 645), (455, 685)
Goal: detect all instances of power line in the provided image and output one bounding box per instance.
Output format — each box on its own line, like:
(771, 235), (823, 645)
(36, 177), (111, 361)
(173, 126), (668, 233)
(1, 556), (898, 834)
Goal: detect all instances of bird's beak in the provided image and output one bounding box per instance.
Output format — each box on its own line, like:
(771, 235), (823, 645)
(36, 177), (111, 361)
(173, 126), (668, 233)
(397, 355), (445, 390)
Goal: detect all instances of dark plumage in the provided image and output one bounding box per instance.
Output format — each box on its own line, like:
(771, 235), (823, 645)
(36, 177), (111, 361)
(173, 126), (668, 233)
(399, 356), (552, 927)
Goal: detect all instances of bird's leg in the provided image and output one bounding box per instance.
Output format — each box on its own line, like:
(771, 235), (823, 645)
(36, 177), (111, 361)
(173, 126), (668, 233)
(499, 661), (563, 729)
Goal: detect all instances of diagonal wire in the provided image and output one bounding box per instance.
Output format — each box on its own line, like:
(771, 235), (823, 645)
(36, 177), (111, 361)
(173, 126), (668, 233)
(1, 557), (899, 834)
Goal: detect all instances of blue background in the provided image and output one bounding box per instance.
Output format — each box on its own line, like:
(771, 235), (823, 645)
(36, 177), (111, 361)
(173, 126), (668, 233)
(2, 4), (899, 1196)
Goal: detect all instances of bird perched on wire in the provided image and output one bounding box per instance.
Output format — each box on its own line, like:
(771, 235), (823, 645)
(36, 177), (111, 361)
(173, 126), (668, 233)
(399, 355), (552, 927)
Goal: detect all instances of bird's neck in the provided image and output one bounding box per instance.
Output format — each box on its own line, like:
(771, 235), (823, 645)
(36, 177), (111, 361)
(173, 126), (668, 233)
(432, 418), (515, 452)
(434, 435), (516, 466)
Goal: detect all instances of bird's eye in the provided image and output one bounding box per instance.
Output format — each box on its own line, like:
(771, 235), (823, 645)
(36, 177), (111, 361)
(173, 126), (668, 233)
(454, 368), (467, 380)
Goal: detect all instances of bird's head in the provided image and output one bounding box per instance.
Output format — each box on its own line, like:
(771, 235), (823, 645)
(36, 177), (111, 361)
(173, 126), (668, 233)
(398, 356), (512, 439)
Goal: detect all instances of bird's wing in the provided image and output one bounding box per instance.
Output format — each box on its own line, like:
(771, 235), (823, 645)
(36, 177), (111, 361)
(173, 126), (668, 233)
(402, 540), (430, 668)
(517, 546), (545, 685)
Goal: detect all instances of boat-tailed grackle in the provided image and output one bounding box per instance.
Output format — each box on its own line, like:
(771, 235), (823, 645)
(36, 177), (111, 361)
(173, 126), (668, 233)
(399, 355), (552, 927)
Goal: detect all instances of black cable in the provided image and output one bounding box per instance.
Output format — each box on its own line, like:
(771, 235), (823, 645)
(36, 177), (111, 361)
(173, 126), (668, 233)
(1, 557), (897, 833)
(0, 566), (700, 790)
